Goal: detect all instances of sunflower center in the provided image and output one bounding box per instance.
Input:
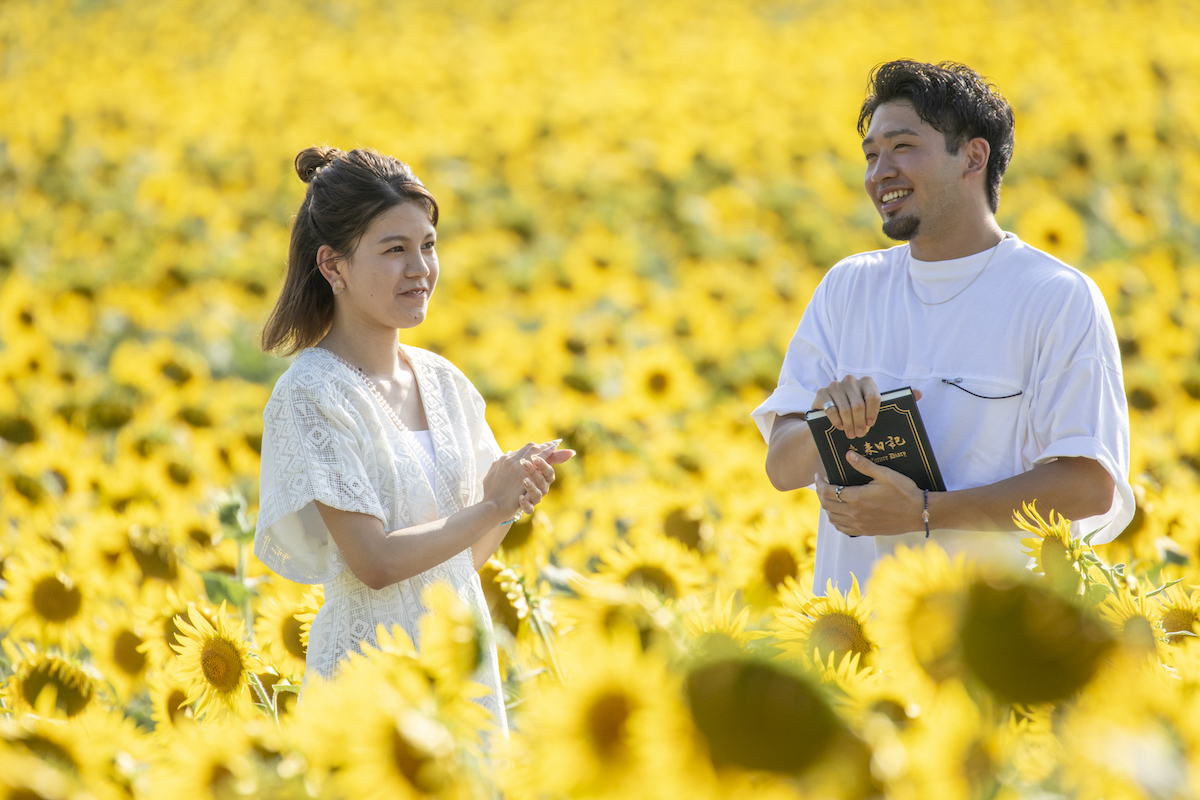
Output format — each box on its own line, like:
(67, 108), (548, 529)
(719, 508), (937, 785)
(391, 728), (443, 793)
(586, 690), (635, 758)
(31, 574), (82, 623)
(663, 508), (703, 550)
(21, 661), (93, 717)
(1122, 615), (1158, 653)
(166, 689), (192, 725)
(129, 535), (179, 581)
(762, 547), (798, 590)
(114, 630), (148, 676)
(907, 590), (963, 683)
(282, 614), (307, 660)
(647, 372), (669, 394)
(624, 565), (678, 599)
(1162, 608), (1198, 644)
(11, 733), (80, 774)
(200, 638), (244, 693)
(808, 611), (871, 660)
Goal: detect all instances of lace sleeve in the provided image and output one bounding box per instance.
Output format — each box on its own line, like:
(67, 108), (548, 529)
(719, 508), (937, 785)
(254, 368), (387, 584)
(457, 369), (504, 505)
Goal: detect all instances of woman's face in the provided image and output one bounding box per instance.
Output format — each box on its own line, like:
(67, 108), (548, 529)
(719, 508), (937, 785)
(338, 201), (438, 331)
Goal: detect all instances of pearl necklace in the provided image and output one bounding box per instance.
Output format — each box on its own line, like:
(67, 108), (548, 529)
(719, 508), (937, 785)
(908, 239), (1002, 306)
(325, 348), (458, 514)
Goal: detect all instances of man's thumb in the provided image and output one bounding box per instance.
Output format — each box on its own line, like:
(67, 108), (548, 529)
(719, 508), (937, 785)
(845, 450), (886, 480)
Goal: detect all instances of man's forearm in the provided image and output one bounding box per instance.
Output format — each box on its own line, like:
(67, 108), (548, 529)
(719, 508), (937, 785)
(765, 414), (825, 492)
(928, 457), (1116, 531)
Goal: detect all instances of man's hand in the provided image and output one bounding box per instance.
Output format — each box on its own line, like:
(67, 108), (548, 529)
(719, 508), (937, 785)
(814, 450), (924, 537)
(814, 377), (922, 439)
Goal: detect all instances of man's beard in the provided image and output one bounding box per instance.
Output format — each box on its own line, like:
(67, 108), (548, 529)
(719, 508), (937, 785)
(882, 213), (920, 241)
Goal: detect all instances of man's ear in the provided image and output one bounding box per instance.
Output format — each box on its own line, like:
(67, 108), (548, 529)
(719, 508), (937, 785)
(963, 136), (991, 178)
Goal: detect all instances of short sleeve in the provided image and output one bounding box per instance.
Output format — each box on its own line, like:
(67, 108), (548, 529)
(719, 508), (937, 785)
(254, 372), (387, 584)
(1028, 280), (1134, 545)
(751, 280), (838, 442)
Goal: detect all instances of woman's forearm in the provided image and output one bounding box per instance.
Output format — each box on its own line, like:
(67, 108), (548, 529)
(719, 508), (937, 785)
(471, 522), (511, 571)
(317, 499), (507, 590)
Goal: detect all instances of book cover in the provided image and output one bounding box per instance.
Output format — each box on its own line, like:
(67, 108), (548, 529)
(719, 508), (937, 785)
(804, 387), (946, 492)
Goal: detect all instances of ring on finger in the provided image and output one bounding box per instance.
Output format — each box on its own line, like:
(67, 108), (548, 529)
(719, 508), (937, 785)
(835, 485), (844, 503)
(822, 399), (836, 412)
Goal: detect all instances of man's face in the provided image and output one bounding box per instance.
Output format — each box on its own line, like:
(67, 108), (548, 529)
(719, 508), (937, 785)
(862, 101), (966, 243)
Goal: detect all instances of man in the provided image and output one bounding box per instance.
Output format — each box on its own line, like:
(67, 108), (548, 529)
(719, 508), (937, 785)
(752, 60), (1133, 594)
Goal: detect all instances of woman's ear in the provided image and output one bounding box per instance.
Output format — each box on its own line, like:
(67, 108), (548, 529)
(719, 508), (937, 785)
(316, 245), (346, 295)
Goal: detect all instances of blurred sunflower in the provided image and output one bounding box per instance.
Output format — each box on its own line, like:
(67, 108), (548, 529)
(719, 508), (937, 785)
(294, 584), (324, 649)
(591, 535), (707, 601)
(727, 516), (816, 609)
(170, 602), (257, 718)
(682, 590), (752, 659)
(1016, 502), (1085, 595)
(869, 544), (972, 687)
(253, 593), (308, 677)
(508, 630), (692, 799)
(1098, 582), (1167, 659)
(0, 547), (93, 646)
(86, 608), (150, 701)
(418, 582), (491, 689)
(153, 721), (258, 800)
(770, 576), (877, 668)
(1155, 582), (1200, 646)
(2, 644), (98, 719)
(1016, 193), (1087, 265)
(148, 669), (197, 735)
(0, 713), (102, 785)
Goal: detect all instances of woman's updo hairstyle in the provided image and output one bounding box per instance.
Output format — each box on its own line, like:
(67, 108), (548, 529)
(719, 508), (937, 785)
(261, 146), (440, 355)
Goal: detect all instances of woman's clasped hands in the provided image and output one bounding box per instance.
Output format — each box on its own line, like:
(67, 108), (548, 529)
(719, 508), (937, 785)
(483, 440), (575, 521)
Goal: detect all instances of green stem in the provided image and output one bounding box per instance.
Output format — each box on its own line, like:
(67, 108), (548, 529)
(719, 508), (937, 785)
(246, 670), (277, 726)
(530, 611), (565, 684)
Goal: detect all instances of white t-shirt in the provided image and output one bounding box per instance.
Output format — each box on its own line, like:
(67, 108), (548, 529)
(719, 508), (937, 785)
(751, 233), (1134, 594)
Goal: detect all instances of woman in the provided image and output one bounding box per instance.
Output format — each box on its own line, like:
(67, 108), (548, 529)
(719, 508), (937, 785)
(254, 146), (571, 736)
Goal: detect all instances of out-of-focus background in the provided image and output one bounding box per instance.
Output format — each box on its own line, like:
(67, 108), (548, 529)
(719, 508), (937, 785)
(3, 1), (1200, 798)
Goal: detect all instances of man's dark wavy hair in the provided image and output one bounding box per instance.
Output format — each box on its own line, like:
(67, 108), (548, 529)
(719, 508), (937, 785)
(857, 60), (1015, 213)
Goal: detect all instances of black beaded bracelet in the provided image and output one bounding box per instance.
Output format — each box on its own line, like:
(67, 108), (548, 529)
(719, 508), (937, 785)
(923, 489), (930, 538)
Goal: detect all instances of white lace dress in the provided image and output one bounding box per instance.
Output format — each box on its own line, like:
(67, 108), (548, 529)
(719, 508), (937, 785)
(254, 344), (508, 736)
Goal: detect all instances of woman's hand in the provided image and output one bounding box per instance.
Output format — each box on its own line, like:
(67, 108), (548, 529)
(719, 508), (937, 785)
(483, 441), (575, 520)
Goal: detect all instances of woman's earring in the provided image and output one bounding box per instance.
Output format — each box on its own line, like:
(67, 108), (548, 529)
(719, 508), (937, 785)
(333, 280), (344, 294)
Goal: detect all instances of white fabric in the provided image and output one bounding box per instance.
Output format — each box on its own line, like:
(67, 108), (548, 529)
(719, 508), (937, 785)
(410, 430), (437, 491)
(255, 345), (508, 737)
(752, 233), (1134, 594)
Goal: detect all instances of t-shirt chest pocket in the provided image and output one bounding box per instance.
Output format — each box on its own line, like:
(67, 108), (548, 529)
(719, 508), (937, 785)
(936, 376), (1027, 488)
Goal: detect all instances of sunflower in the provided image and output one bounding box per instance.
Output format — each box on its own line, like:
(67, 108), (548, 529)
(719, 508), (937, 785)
(681, 590), (752, 659)
(86, 608), (150, 701)
(0, 713), (102, 785)
(868, 543), (973, 688)
(170, 602), (257, 718)
(591, 535), (708, 602)
(770, 576), (877, 668)
(506, 630), (694, 800)
(0, 750), (81, 800)
(148, 669), (197, 736)
(904, 682), (1006, 800)
(333, 692), (477, 800)
(557, 578), (681, 655)
(1098, 581), (1167, 660)
(137, 598), (212, 668)
(1155, 582), (1200, 646)
(153, 720), (259, 800)
(0, 546), (93, 646)
(1015, 502), (1085, 595)
(727, 514), (817, 609)
(293, 585), (324, 650)
(418, 582), (492, 689)
(2, 644), (98, 719)
(253, 593), (309, 677)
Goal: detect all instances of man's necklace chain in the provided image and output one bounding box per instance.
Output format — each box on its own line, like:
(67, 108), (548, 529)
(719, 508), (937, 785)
(908, 239), (1001, 306)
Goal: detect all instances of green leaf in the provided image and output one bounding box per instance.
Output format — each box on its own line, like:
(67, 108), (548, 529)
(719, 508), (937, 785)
(1081, 526), (1105, 546)
(272, 683), (301, 696)
(202, 571), (250, 606)
(1144, 577), (1185, 599)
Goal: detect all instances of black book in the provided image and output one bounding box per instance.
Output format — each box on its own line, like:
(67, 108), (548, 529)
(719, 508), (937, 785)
(804, 387), (946, 491)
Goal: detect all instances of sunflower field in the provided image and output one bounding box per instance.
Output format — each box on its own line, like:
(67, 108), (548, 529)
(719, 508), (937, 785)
(4, 0), (1200, 797)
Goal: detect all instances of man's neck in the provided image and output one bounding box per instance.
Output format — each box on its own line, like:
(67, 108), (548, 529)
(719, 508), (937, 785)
(908, 216), (1005, 262)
